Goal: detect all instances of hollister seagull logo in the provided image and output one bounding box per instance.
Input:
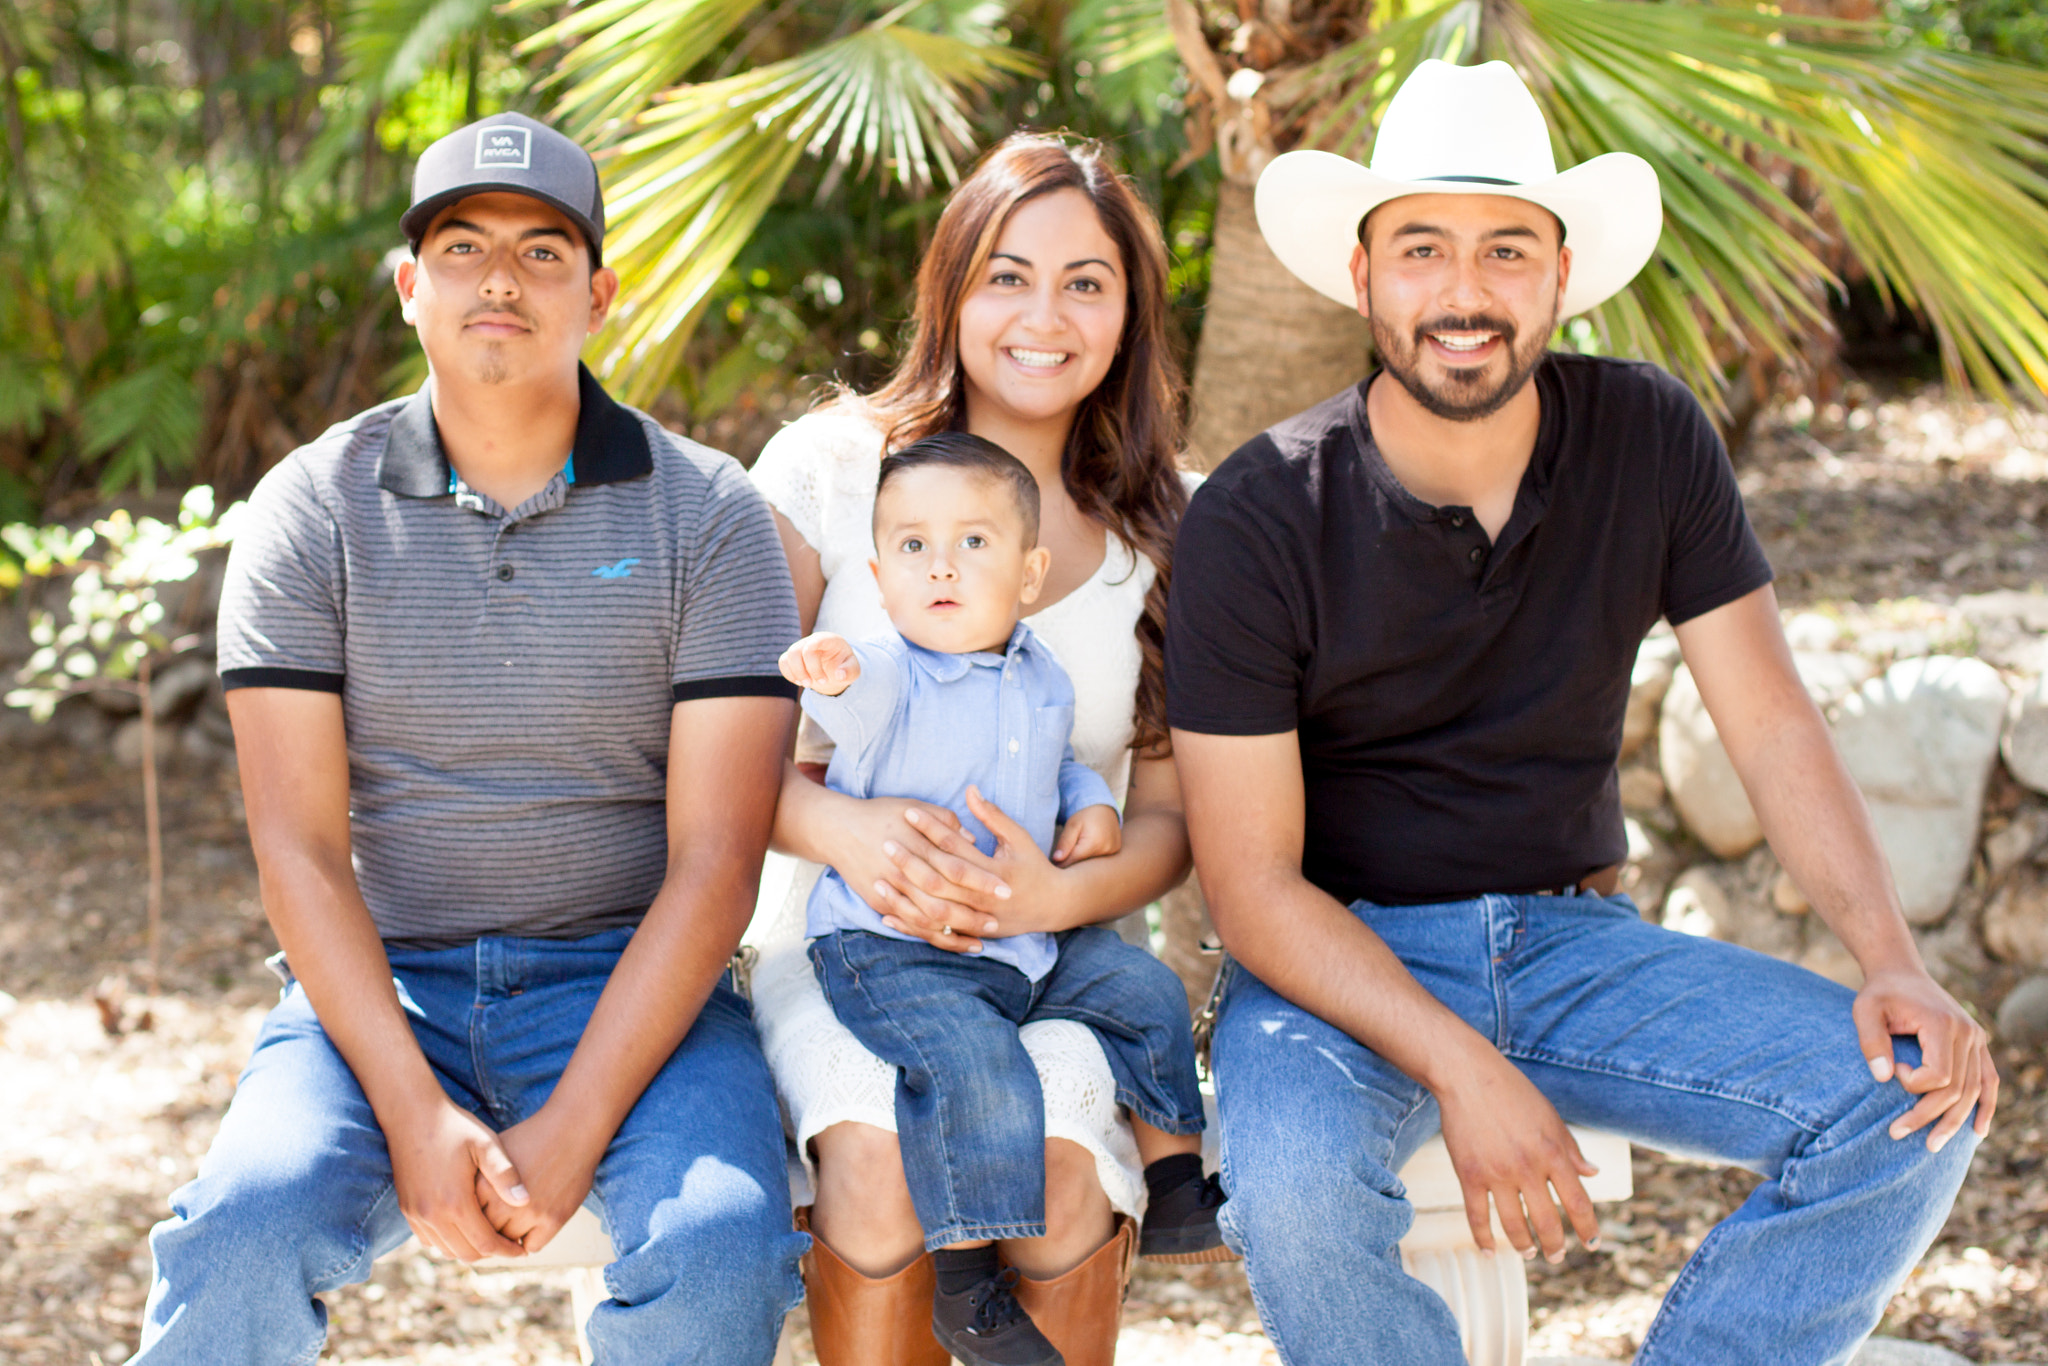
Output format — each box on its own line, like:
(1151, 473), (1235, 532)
(476, 126), (532, 170)
(592, 558), (640, 580)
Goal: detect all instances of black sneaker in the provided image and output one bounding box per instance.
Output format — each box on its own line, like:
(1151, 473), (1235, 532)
(1139, 1169), (1238, 1263)
(930, 1264), (1064, 1366)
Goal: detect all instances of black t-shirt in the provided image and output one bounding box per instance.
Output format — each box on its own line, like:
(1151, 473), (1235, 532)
(1165, 353), (1773, 907)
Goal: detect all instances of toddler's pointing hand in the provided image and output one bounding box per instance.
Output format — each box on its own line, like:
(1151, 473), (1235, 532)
(779, 632), (861, 696)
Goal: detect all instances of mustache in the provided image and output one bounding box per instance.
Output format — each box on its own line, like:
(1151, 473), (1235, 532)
(463, 302), (536, 328)
(1412, 314), (1516, 347)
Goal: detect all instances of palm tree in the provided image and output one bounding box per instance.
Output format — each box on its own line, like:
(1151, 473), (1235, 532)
(530, 0), (2048, 446)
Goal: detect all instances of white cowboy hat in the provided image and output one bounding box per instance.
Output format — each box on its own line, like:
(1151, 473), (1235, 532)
(1255, 59), (1662, 318)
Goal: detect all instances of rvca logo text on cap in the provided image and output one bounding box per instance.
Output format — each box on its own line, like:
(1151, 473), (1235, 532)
(475, 127), (531, 171)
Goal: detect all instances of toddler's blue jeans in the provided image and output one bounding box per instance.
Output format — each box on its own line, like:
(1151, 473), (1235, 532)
(1213, 891), (1977, 1366)
(811, 924), (1205, 1249)
(134, 927), (807, 1366)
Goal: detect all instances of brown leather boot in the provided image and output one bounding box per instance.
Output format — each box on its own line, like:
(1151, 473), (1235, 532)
(1007, 1215), (1136, 1366)
(796, 1209), (951, 1366)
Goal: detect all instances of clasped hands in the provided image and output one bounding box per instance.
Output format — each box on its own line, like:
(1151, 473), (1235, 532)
(388, 1094), (600, 1262)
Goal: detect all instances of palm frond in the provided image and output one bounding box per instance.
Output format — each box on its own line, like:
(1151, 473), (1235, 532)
(1286, 0), (2048, 405)
(343, 0), (498, 101)
(583, 19), (1037, 401)
(509, 0), (771, 136)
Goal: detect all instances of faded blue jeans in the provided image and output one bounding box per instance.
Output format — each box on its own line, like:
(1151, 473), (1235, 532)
(135, 928), (807, 1366)
(1213, 891), (1977, 1366)
(811, 924), (1206, 1249)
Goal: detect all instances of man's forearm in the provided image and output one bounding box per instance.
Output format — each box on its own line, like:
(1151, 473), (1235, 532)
(1208, 865), (1495, 1093)
(1730, 700), (1922, 977)
(768, 757), (841, 863)
(535, 861), (758, 1153)
(259, 850), (446, 1123)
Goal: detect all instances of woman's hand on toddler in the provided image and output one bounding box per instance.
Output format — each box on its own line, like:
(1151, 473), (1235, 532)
(779, 632), (860, 695)
(1052, 803), (1122, 865)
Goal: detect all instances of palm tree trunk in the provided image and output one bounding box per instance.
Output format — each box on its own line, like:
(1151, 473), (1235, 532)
(1183, 179), (1372, 471)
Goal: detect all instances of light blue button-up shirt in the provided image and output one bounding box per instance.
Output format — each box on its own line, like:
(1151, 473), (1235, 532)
(801, 621), (1119, 980)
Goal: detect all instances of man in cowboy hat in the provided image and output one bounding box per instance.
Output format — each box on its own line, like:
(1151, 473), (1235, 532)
(132, 113), (807, 1363)
(1166, 59), (1992, 1362)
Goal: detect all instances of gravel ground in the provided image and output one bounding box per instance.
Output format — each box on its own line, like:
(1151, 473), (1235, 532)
(5, 383), (2048, 1362)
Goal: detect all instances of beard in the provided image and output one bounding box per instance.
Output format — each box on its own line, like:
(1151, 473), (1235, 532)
(1370, 309), (1552, 422)
(462, 301), (536, 385)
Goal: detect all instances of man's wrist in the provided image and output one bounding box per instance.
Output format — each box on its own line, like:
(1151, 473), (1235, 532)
(1414, 1022), (1508, 1099)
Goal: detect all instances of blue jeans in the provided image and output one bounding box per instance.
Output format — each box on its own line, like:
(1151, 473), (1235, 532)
(811, 925), (1205, 1249)
(135, 928), (807, 1366)
(1213, 892), (1976, 1366)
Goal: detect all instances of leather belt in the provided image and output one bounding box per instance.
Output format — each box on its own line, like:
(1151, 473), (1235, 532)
(1532, 864), (1622, 898)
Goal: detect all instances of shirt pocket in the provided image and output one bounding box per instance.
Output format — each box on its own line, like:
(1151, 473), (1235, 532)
(1031, 704), (1075, 797)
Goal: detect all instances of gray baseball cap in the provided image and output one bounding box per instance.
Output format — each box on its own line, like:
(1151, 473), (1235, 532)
(401, 113), (606, 266)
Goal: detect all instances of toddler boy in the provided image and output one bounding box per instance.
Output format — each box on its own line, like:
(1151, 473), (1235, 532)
(779, 433), (1222, 1366)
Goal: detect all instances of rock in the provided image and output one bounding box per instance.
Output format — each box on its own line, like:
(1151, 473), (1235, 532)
(1783, 611), (1844, 652)
(111, 717), (184, 768)
(56, 696), (113, 751)
(87, 685), (142, 716)
(1850, 1339), (1972, 1366)
(1800, 927), (1865, 989)
(1956, 587), (2048, 673)
(1915, 911), (1989, 991)
(2002, 672), (2048, 794)
(1793, 650), (1876, 707)
(1617, 764), (1666, 812)
(1831, 656), (2010, 924)
(111, 717), (148, 767)
(179, 723), (232, 767)
(1995, 974), (2048, 1047)
(1662, 867), (1726, 940)
(1662, 864), (1801, 959)
(1620, 817), (1679, 916)
(0, 704), (49, 751)
(148, 656), (214, 720)
(1622, 634), (1683, 759)
(1984, 809), (2047, 880)
(1858, 628), (1934, 662)
(1771, 870), (1810, 914)
(1983, 872), (2048, 966)
(193, 688), (234, 743)
(1660, 665), (1764, 858)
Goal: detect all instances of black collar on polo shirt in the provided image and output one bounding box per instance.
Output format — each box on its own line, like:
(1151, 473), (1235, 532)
(378, 362), (653, 498)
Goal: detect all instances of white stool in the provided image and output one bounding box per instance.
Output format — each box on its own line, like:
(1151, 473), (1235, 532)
(1395, 1128), (1634, 1366)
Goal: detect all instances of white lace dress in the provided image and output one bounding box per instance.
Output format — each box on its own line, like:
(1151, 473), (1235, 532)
(745, 407), (1163, 1220)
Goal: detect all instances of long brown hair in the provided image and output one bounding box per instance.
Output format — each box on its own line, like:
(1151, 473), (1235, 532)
(840, 132), (1188, 756)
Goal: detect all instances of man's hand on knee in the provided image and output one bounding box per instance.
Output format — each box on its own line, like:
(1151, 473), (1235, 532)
(388, 1096), (529, 1261)
(476, 1107), (604, 1254)
(1854, 967), (1999, 1151)
(1434, 1043), (1601, 1265)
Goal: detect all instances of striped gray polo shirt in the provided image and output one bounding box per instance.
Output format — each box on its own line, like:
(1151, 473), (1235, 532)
(218, 364), (800, 946)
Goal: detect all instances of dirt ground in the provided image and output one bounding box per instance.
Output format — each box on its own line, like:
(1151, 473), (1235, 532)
(4, 383), (2047, 1363)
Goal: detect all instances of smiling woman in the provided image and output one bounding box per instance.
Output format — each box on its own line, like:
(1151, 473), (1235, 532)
(741, 132), (1199, 1365)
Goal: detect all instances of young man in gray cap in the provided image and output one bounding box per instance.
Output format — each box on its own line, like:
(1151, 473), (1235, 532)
(1167, 60), (1993, 1362)
(133, 113), (808, 1363)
